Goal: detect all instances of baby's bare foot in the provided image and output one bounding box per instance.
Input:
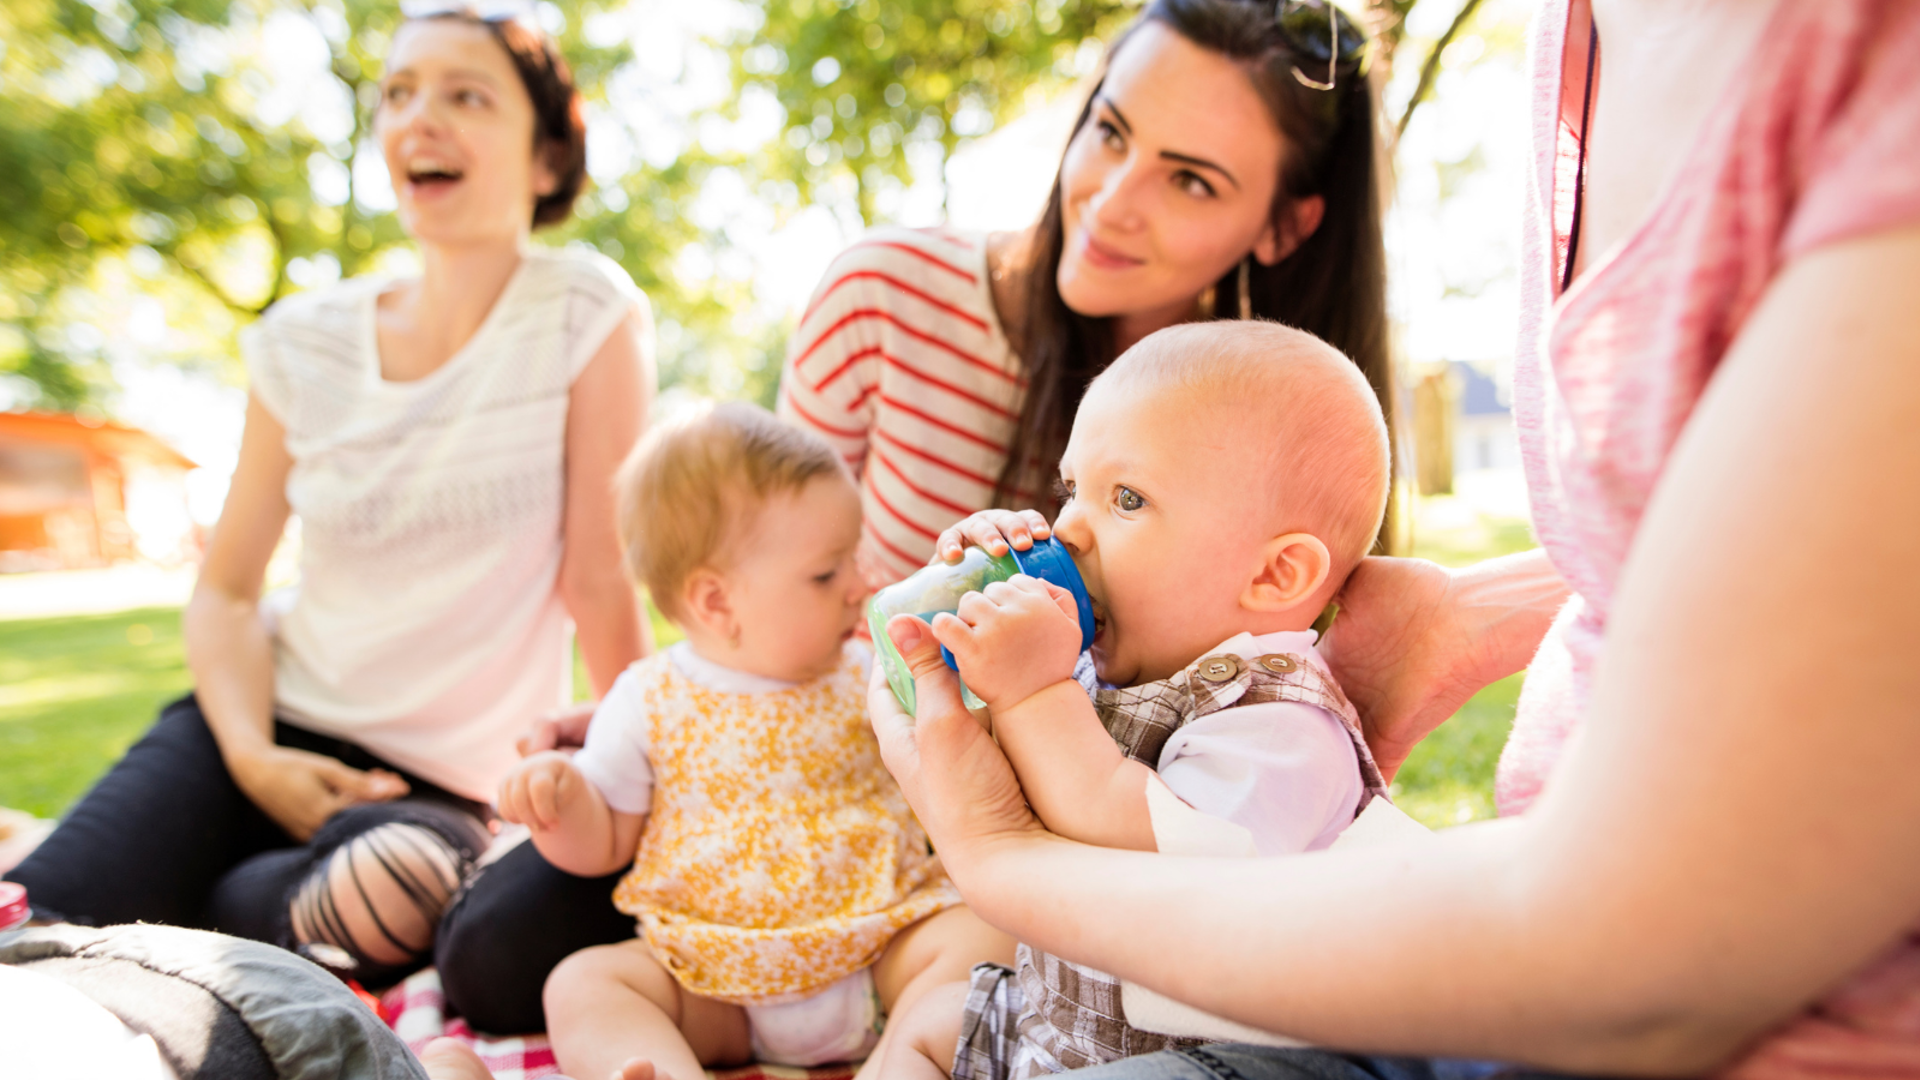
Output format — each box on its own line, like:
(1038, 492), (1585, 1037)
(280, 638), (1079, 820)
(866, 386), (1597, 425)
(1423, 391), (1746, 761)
(614, 1058), (659, 1080)
(418, 1038), (494, 1080)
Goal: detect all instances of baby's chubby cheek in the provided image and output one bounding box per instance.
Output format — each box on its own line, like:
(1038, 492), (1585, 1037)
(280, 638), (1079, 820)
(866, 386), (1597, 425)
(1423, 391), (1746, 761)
(1101, 581), (1228, 686)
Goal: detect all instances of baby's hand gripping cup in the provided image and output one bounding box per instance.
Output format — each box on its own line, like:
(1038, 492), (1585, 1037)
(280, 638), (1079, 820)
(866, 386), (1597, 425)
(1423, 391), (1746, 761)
(867, 536), (1096, 714)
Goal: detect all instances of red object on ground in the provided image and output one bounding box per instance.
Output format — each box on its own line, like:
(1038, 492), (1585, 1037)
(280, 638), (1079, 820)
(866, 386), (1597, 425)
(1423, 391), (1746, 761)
(0, 882), (28, 930)
(346, 979), (391, 1024)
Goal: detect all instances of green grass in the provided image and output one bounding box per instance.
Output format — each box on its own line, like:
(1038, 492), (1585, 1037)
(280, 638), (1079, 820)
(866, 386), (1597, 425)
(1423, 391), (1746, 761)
(1411, 506), (1541, 569)
(0, 607), (194, 817)
(3, 502), (1535, 827)
(1390, 673), (1521, 828)
(0, 601), (681, 819)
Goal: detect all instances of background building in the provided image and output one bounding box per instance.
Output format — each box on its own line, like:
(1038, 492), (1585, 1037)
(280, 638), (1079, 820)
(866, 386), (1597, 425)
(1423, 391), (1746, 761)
(0, 412), (198, 572)
(1453, 361), (1519, 475)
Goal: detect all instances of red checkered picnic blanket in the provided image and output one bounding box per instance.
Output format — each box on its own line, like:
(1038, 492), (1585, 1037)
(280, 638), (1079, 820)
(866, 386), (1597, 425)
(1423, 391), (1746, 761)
(382, 968), (560, 1079)
(380, 968), (861, 1080)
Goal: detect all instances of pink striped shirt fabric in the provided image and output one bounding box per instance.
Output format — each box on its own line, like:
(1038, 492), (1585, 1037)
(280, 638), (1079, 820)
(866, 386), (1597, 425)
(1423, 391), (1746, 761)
(1506, 2), (1920, 1075)
(779, 227), (1027, 588)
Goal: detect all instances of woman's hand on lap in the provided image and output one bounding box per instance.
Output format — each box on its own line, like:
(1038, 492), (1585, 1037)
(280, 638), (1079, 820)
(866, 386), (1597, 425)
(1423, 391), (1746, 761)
(517, 700), (596, 757)
(229, 745), (408, 842)
(932, 509), (1052, 563)
(868, 615), (1045, 888)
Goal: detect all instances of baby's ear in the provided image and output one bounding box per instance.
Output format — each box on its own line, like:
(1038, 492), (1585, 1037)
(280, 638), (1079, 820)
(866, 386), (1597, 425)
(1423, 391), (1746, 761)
(682, 568), (737, 639)
(1242, 532), (1332, 614)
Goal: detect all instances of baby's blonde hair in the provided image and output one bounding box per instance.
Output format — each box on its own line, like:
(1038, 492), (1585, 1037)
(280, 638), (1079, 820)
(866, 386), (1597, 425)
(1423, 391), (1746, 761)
(617, 400), (848, 621)
(1089, 321), (1390, 582)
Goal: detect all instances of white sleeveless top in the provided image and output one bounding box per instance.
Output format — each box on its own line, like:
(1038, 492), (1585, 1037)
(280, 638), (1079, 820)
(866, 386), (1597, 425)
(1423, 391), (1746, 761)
(242, 247), (645, 801)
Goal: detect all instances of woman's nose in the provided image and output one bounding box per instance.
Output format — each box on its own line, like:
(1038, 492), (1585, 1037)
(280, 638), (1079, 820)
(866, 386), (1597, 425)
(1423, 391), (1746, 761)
(1087, 162), (1145, 232)
(394, 93), (446, 139)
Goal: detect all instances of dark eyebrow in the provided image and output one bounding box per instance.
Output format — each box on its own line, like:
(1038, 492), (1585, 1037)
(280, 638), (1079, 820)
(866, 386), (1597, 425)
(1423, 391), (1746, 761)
(446, 67), (503, 86)
(1093, 94), (1241, 191)
(1162, 150), (1240, 190)
(384, 66), (502, 86)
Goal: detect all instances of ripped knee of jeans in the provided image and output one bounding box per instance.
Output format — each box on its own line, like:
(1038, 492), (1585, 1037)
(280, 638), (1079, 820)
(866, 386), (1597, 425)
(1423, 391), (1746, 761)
(289, 821), (471, 981)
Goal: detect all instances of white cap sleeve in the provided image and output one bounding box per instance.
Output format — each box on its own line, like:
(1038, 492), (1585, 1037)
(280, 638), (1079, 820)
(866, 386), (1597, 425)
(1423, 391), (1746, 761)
(570, 668), (656, 815)
(240, 318), (291, 425)
(557, 250), (648, 380)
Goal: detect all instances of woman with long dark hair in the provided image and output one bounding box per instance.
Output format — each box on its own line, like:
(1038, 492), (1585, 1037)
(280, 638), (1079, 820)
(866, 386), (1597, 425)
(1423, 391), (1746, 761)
(779, 0), (1395, 589)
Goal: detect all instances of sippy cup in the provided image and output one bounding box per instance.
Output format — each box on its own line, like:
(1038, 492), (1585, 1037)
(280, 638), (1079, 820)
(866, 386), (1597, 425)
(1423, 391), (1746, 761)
(867, 536), (1096, 714)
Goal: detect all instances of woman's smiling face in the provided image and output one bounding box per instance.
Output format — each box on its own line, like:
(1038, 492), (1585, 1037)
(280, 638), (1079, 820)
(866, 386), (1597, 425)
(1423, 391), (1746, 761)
(1056, 21), (1289, 327)
(375, 19), (554, 246)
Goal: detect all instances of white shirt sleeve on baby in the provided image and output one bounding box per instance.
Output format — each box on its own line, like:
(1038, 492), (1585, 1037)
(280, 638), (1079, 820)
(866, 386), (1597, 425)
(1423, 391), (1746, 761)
(569, 667), (657, 816)
(1153, 700), (1364, 856)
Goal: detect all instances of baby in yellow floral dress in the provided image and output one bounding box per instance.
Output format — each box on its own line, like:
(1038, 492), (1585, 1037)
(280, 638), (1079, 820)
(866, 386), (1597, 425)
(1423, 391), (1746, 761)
(494, 401), (1011, 1080)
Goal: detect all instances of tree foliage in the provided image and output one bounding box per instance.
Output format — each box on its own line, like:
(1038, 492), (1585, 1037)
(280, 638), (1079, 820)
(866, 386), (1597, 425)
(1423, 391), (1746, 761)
(0, 0), (643, 407)
(1, 0), (1465, 412)
(0, 0), (1137, 410)
(727, 0), (1132, 225)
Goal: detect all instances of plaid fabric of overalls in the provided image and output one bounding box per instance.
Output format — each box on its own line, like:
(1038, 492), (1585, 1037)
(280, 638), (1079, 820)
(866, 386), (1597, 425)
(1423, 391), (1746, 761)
(952, 647), (1389, 1080)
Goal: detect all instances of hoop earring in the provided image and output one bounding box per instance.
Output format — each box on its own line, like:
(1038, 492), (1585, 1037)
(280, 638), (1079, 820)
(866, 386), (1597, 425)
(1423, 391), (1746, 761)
(1237, 257), (1253, 320)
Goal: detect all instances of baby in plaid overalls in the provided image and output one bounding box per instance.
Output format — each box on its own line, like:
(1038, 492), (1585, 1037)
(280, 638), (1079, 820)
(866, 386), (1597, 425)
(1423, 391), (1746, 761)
(873, 321), (1396, 1080)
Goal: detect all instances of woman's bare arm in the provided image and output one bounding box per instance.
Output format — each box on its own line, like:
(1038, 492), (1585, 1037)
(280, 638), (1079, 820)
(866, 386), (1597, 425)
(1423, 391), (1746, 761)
(560, 306), (655, 698)
(185, 394), (289, 766)
(882, 225), (1920, 1074)
(186, 394), (406, 840)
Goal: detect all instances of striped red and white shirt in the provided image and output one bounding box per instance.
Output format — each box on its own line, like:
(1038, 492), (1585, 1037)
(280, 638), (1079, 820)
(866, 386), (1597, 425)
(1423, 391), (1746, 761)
(779, 227), (1029, 589)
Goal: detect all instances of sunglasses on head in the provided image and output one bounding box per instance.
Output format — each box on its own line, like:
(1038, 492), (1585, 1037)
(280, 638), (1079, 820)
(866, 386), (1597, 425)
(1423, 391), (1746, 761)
(1275, 0), (1371, 91)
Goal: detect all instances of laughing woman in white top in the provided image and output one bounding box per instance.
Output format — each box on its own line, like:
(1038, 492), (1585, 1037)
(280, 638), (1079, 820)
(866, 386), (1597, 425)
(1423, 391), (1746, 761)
(5, 9), (651, 984)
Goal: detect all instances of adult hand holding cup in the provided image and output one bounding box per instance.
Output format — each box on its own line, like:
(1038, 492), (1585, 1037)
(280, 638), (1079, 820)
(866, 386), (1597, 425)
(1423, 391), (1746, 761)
(867, 614), (1048, 896)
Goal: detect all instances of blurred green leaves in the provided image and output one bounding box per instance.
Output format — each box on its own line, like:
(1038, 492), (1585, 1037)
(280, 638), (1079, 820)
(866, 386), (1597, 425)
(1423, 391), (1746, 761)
(0, 0), (639, 407)
(0, 0), (1468, 413)
(0, 0), (1135, 412)
(728, 0), (1132, 224)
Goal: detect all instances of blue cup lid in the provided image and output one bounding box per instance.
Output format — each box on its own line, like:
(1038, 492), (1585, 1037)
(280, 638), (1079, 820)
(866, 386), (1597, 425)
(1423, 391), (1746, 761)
(1010, 536), (1096, 652)
(935, 535), (1096, 674)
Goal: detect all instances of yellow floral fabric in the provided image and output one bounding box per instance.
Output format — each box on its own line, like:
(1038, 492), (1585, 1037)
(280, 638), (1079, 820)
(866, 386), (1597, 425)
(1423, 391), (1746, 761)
(611, 648), (958, 1005)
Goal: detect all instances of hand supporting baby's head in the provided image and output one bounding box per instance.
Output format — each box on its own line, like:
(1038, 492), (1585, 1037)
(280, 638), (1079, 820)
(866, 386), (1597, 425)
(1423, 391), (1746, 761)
(1058, 320), (1389, 686)
(617, 401), (869, 682)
